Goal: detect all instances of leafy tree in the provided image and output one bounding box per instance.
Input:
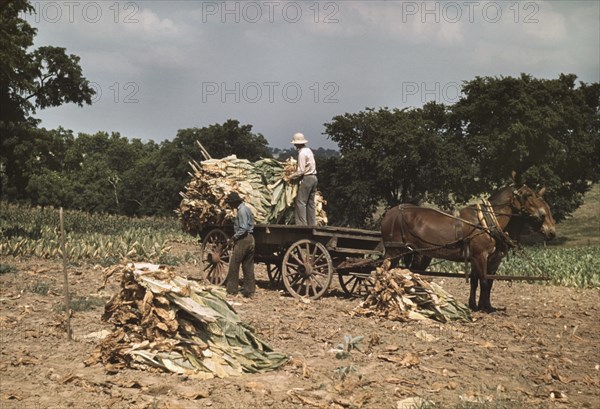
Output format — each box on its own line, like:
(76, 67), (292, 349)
(119, 140), (176, 216)
(0, 0), (94, 124)
(99, 120), (273, 217)
(317, 155), (380, 227)
(21, 127), (75, 207)
(450, 74), (600, 220)
(321, 74), (598, 226)
(107, 120), (269, 216)
(313, 147), (340, 159)
(26, 169), (73, 207)
(1, 125), (73, 202)
(0, 0), (95, 200)
(270, 147), (340, 160)
(60, 132), (140, 213)
(176, 120), (272, 161)
(322, 104), (474, 227)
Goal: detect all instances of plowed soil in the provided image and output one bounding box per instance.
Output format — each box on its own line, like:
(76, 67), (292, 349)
(1, 246), (598, 408)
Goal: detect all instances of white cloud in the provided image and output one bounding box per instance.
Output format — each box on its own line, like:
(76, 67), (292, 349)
(122, 8), (181, 39)
(521, 3), (568, 44)
(304, 2), (466, 46)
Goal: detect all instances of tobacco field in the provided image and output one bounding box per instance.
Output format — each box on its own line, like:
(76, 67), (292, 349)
(0, 202), (599, 408)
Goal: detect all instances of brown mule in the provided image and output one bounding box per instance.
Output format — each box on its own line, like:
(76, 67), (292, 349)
(381, 180), (556, 312)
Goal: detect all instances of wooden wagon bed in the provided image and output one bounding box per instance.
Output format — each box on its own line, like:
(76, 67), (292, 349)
(199, 224), (384, 299)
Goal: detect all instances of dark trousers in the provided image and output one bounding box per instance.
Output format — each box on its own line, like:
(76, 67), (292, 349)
(226, 234), (255, 296)
(295, 174), (318, 225)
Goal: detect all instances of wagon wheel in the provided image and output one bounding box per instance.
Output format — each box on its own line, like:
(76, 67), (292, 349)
(338, 273), (374, 298)
(266, 251), (283, 288)
(282, 239), (333, 299)
(201, 229), (230, 286)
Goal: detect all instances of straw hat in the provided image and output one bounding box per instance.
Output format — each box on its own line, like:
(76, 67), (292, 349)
(290, 132), (308, 144)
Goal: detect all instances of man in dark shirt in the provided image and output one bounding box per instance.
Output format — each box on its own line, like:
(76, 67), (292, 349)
(224, 192), (256, 297)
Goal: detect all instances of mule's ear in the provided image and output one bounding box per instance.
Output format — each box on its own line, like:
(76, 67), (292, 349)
(511, 171), (523, 186)
(538, 187), (546, 197)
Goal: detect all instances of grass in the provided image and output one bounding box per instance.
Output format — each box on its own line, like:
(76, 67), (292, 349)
(0, 264), (18, 275)
(434, 245), (600, 288)
(28, 280), (50, 295)
(414, 400), (525, 409)
(552, 184), (600, 247)
(54, 295), (106, 312)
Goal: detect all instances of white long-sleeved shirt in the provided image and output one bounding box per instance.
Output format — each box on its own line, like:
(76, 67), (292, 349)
(293, 147), (317, 178)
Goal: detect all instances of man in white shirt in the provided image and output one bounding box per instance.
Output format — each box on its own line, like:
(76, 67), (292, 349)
(289, 132), (318, 225)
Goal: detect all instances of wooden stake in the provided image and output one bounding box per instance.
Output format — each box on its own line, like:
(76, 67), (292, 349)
(60, 208), (72, 341)
(196, 140), (213, 160)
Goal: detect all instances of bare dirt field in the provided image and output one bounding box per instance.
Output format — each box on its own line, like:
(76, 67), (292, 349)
(1, 246), (599, 409)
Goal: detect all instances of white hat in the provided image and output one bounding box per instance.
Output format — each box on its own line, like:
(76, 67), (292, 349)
(290, 132), (308, 144)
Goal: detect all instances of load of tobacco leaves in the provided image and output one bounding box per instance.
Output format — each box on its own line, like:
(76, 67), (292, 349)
(177, 155), (327, 233)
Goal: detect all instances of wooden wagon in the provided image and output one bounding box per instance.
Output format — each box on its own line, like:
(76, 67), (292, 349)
(199, 224), (384, 299)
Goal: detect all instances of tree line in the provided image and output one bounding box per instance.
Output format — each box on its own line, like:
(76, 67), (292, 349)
(321, 74), (599, 226)
(2, 0), (599, 227)
(1, 121), (273, 216)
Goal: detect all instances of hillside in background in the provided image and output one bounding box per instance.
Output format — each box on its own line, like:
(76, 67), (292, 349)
(553, 183), (600, 247)
(269, 147), (340, 160)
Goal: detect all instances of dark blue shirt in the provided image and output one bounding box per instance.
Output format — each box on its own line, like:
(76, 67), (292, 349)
(232, 202), (254, 240)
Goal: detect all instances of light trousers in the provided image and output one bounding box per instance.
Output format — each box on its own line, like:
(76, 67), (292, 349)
(295, 174), (318, 225)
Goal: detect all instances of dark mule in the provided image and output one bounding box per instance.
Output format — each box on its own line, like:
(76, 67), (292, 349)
(381, 182), (556, 312)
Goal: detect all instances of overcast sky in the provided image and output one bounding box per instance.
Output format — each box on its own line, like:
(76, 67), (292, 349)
(25, 1), (599, 148)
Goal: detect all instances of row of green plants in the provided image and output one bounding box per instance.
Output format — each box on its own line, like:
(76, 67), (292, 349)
(2, 203), (598, 288)
(0, 202), (195, 263)
(435, 246), (600, 288)
(1, 202), (183, 236)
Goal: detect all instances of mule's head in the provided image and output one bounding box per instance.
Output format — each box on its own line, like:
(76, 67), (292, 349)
(513, 185), (557, 240)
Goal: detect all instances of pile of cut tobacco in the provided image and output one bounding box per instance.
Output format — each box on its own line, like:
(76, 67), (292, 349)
(86, 263), (288, 378)
(353, 264), (472, 323)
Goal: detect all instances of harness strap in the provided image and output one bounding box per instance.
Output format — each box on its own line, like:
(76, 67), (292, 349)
(479, 199), (518, 250)
(483, 199), (501, 227)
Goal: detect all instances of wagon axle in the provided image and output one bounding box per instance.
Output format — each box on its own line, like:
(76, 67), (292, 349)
(297, 262), (312, 278)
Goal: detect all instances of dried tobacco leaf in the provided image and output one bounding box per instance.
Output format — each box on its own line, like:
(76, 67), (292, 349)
(354, 266), (472, 323)
(88, 263), (288, 378)
(178, 155), (327, 233)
